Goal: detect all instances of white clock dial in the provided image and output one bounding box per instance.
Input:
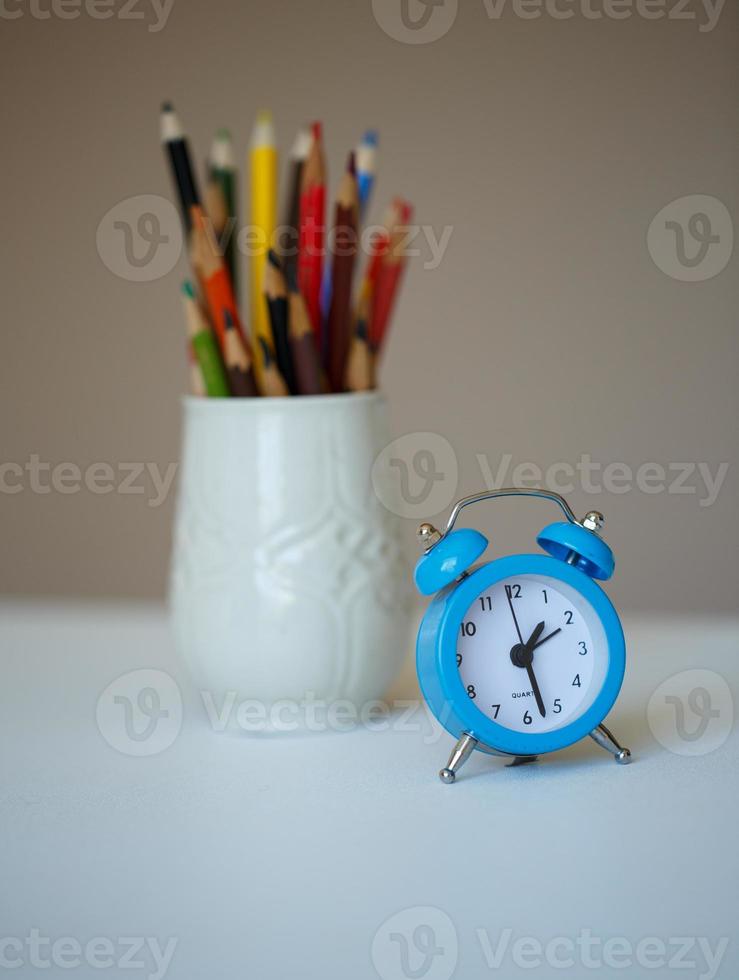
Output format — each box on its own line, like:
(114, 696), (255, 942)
(456, 573), (608, 734)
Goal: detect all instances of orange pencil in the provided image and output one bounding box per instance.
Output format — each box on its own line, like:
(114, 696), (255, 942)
(326, 152), (359, 392)
(297, 122), (326, 342)
(370, 199), (413, 356)
(189, 205), (258, 396)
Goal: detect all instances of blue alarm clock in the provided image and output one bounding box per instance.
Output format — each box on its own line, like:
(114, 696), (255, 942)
(414, 488), (631, 783)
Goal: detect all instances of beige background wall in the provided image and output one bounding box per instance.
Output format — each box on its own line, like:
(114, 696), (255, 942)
(1, 0), (736, 612)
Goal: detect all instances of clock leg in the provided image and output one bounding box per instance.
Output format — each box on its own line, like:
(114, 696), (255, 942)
(590, 723), (631, 764)
(440, 732), (478, 784)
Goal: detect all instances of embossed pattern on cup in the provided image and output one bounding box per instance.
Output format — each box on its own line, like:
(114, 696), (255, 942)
(170, 392), (413, 724)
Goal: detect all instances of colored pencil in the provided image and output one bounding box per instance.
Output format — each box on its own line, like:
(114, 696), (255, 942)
(249, 109), (278, 389)
(326, 152), (359, 392)
(181, 280), (230, 397)
(362, 200), (398, 297)
(256, 335), (289, 397)
(281, 127), (310, 280)
(356, 129), (379, 221)
(319, 129), (379, 326)
(208, 128), (238, 294)
(298, 122), (326, 342)
(187, 343), (206, 397)
(223, 309), (259, 397)
(189, 205), (257, 396)
(370, 199), (413, 355)
(265, 250), (296, 394)
(160, 102), (201, 232)
(285, 262), (324, 396)
(345, 279), (375, 392)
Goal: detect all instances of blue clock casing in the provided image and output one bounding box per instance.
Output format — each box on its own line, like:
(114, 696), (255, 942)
(413, 489), (632, 782)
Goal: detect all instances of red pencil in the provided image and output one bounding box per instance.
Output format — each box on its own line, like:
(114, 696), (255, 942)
(370, 199), (413, 355)
(297, 122), (326, 343)
(363, 200), (399, 298)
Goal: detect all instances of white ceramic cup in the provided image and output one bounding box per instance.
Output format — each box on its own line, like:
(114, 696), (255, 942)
(170, 392), (413, 728)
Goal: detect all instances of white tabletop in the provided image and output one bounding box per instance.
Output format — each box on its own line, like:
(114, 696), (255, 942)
(1, 601), (737, 980)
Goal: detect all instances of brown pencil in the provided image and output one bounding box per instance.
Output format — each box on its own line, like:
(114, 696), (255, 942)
(326, 152), (359, 392)
(344, 279), (375, 392)
(281, 127), (310, 280)
(285, 261), (324, 396)
(223, 309), (259, 397)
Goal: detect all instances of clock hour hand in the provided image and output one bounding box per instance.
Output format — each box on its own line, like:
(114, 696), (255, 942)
(523, 621), (545, 652)
(505, 585), (524, 644)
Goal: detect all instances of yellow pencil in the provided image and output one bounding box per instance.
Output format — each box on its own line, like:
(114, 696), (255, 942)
(249, 109), (278, 389)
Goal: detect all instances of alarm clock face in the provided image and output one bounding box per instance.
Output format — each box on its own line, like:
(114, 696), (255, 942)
(456, 573), (609, 734)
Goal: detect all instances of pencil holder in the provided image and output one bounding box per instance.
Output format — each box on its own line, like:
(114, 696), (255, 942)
(170, 391), (413, 731)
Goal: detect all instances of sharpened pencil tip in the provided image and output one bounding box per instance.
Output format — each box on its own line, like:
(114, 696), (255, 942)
(182, 280), (195, 298)
(216, 127), (231, 140)
(267, 249), (282, 270)
(161, 101), (173, 113)
(311, 121), (322, 143)
(252, 109), (275, 147)
(223, 308), (234, 328)
(362, 129), (379, 146)
(347, 151), (357, 176)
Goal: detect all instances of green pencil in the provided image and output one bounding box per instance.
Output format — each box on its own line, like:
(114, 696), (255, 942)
(181, 281), (230, 397)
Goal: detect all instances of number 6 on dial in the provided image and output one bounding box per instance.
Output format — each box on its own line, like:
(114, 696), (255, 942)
(414, 488), (632, 783)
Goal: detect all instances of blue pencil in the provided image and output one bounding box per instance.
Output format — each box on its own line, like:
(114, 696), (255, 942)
(356, 129), (379, 221)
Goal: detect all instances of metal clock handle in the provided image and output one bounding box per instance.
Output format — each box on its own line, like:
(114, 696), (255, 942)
(443, 487), (583, 537)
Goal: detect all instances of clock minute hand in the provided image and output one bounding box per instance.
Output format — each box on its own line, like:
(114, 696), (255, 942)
(526, 664), (546, 718)
(505, 585), (524, 644)
(532, 627), (562, 650)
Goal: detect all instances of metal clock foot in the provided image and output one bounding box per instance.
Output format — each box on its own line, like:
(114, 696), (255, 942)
(590, 723), (631, 764)
(506, 755), (538, 767)
(440, 732), (478, 783)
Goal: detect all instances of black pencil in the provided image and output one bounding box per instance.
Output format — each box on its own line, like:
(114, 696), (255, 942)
(160, 102), (201, 232)
(265, 250), (297, 394)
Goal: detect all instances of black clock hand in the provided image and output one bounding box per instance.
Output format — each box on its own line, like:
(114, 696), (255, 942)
(505, 585), (524, 644)
(532, 627), (562, 650)
(526, 664), (546, 718)
(523, 621), (545, 652)
(510, 621), (547, 718)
